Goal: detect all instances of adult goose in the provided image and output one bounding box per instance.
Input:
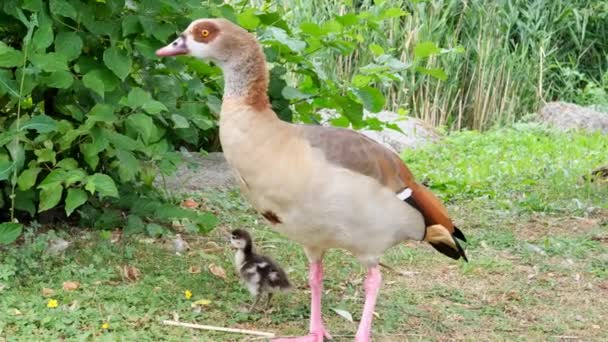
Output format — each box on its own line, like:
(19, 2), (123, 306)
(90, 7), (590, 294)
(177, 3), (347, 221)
(156, 18), (467, 342)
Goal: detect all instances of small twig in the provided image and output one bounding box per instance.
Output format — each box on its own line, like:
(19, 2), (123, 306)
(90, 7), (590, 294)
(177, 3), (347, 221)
(162, 320), (275, 338)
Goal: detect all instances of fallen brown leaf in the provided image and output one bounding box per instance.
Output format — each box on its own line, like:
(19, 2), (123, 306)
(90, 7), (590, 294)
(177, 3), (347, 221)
(120, 265), (141, 282)
(110, 230), (122, 244)
(62, 281), (80, 291)
(181, 199), (199, 209)
(188, 266), (202, 274)
(208, 263), (227, 280)
(42, 288), (55, 297)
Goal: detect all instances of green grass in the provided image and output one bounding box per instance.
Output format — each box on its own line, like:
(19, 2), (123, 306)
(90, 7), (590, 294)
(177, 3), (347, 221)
(1, 125), (607, 341)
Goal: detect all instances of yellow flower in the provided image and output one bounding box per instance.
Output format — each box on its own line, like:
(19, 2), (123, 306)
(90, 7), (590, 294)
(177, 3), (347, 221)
(47, 299), (58, 308)
(184, 290), (192, 299)
(101, 322), (110, 330)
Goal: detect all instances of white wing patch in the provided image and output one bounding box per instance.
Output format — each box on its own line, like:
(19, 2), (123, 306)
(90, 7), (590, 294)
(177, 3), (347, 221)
(396, 187), (412, 201)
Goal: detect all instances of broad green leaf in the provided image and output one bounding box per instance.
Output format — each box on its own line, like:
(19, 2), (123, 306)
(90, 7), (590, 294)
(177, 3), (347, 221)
(142, 101), (168, 114)
(125, 87), (151, 108)
(352, 74), (372, 87)
(196, 212), (219, 233)
(282, 86), (312, 100)
(65, 188), (87, 216)
(87, 104), (117, 124)
(49, 0), (78, 20)
(382, 7), (407, 18)
(336, 14), (359, 26)
(369, 44), (384, 57)
(0, 160), (14, 182)
(122, 15), (141, 36)
(55, 31), (83, 61)
(146, 223), (164, 237)
(17, 167), (41, 191)
(45, 70), (73, 88)
(0, 42), (24, 68)
(15, 189), (36, 216)
(56, 158), (78, 170)
(64, 169), (87, 187)
(353, 86), (385, 112)
(20, 115), (58, 133)
(115, 150), (138, 182)
(85, 173), (119, 198)
(126, 113), (158, 144)
(32, 20), (54, 51)
(30, 52), (68, 72)
(415, 66), (448, 80)
(322, 20), (342, 33)
(39, 183), (63, 212)
(103, 46), (131, 80)
(81, 143), (99, 169)
(0, 131), (17, 147)
(82, 72), (105, 98)
(333, 95), (364, 126)
(0, 222), (23, 245)
(23, 0), (44, 12)
(39, 169), (65, 189)
(34, 148), (57, 165)
(237, 10), (260, 30)
(105, 130), (144, 151)
(124, 214), (144, 235)
(300, 22), (323, 37)
(171, 114), (189, 129)
(414, 41), (441, 60)
(262, 27), (305, 52)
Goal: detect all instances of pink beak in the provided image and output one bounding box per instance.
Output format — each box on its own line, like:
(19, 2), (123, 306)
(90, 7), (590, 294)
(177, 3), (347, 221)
(156, 36), (189, 57)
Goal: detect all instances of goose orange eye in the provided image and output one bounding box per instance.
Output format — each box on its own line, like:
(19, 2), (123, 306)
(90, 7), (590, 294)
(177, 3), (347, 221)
(201, 29), (210, 38)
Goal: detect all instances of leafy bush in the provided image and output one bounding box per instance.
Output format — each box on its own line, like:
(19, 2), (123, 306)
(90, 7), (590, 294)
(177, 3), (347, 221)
(0, 0), (444, 243)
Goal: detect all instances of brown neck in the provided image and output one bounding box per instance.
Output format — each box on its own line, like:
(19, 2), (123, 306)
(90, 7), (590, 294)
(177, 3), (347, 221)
(221, 45), (270, 112)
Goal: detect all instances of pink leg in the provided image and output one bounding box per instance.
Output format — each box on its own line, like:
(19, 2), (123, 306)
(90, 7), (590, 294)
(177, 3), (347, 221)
(273, 262), (331, 342)
(355, 266), (382, 342)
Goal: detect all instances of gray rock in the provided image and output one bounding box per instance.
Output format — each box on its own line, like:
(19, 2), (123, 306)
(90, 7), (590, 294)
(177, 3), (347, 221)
(318, 109), (442, 153)
(537, 101), (608, 134)
(158, 152), (237, 194)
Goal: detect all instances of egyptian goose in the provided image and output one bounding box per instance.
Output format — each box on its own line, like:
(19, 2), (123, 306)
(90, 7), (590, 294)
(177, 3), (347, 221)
(157, 18), (467, 342)
(230, 229), (292, 312)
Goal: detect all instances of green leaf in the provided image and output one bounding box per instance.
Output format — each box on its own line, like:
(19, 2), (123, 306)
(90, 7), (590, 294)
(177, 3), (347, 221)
(15, 189), (36, 216)
(103, 46), (131, 80)
(82, 71), (105, 98)
(353, 86), (385, 112)
(20, 115), (58, 133)
(282, 86), (312, 100)
(195, 212), (219, 234)
(85, 173), (119, 198)
(39, 183), (63, 212)
(0, 42), (24, 68)
(34, 148), (56, 164)
(65, 188), (87, 216)
(17, 167), (42, 191)
(369, 44), (384, 57)
(126, 113), (158, 144)
(30, 52), (68, 72)
(56, 158), (78, 170)
(336, 14), (359, 26)
(263, 27), (306, 52)
(146, 223), (164, 237)
(0, 160), (14, 182)
(115, 150), (138, 182)
(45, 70), (73, 88)
(122, 15), (141, 36)
(64, 169), (87, 187)
(382, 7), (407, 18)
(300, 22), (323, 37)
(171, 114), (189, 129)
(105, 130), (144, 151)
(49, 0), (78, 20)
(32, 20), (54, 51)
(0, 222), (23, 245)
(81, 143), (99, 170)
(23, 0), (44, 12)
(142, 101), (168, 114)
(414, 41), (441, 60)
(38, 169), (65, 189)
(124, 214), (144, 235)
(415, 66), (447, 80)
(87, 104), (116, 124)
(124, 87), (151, 108)
(55, 31), (82, 61)
(237, 10), (260, 30)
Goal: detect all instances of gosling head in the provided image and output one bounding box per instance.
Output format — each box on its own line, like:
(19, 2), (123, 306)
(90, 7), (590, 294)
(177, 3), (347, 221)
(230, 229), (253, 250)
